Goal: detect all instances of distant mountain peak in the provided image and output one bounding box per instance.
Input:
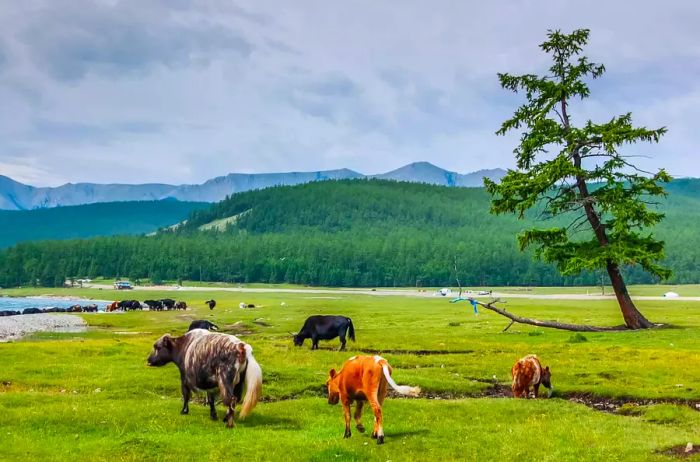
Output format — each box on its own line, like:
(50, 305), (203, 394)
(0, 162), (506, 210)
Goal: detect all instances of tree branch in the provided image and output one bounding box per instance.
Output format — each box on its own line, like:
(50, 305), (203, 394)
(470, 298), (628, 332)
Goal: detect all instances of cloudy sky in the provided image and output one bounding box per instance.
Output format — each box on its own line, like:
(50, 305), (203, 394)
(0, 1), (699, 186)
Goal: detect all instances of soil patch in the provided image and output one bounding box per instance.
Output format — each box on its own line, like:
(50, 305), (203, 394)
(658, 443), (700, 458)
(359, 348), (475, 356)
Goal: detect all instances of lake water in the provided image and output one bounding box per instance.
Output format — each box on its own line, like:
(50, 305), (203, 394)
(0, 296), (111, 312)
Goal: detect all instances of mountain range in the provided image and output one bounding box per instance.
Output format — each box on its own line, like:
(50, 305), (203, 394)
(0, 162), (505, 210)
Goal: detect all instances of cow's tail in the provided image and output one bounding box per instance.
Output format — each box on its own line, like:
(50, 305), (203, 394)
(239, 344), (262, 418)
(347, 318), (356, 342)
(381, 363), (420, 397)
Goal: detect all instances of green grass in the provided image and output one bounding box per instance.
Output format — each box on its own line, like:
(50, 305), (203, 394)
(1, 287), (699, 461)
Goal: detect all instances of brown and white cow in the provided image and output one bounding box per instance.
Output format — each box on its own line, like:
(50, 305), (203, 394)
(511, 354), (552, 399)
(326, 355), (420, 444)
(147, 329), (262, 427)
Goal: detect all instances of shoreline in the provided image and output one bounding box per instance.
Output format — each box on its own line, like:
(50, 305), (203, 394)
(0, 314), (87, 342)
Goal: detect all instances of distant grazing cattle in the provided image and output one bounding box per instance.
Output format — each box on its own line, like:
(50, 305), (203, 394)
(83, 304), (98, 313)
(293, 315), (355, 350)
(118, 300), (141, 311)
(175, 301), (187, 310)
(511, 354), (552, 399)
(188, 320), (219, 332)
(23, 308), (43, 315)
(160, 299), (176, 310)
(68, 305), (83, 312)
(107, 301), (120, 312)
(147, 329), (262, 427)
(0, 310), (21, 317)
(326, 355), (420, 444)
(143, 300), (163, 311)
(205, 300), (216, 310)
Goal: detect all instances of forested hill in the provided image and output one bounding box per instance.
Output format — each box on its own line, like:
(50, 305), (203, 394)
(0, 200), (208, 248)
(1, 179), (700, 288)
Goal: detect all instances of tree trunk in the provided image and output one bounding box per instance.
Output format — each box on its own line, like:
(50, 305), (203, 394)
(606, 261), (653, 329)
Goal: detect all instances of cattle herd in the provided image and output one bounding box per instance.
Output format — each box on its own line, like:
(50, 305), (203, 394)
(147, 313), (552, 445)
(0, 304), (99, 317)
(106, 298), (187, 312)
(2, 294), (553, 445)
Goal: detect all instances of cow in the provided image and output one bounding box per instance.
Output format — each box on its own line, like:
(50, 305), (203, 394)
(511, 354), (552, 399)
(68, 305), (83, 312)
(143, 300), (163, 311)
(23, 308), (43, 315)
(83, 304), (98, 313)
(0, 310), (21, 317)
(160, 299), (176, 310)
(175, 301), (187, 310)
(188, 320), (219, 332)
(118, 300), (142, 311)
(293, 315), (355, 350)
(205, 299), (216, 310)
(147, 329), (262, 428)
(326, 355), (420, 444)
(106, 301), (120, 312)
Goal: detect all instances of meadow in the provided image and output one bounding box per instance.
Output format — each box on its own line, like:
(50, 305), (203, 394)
(1, 286), (699, 461)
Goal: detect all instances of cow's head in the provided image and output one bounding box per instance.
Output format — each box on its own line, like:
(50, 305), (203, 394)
(292, 333), (304, 346)
(326, 369), (340, 405)
(147, 334), (175, 367)
(540, 365), (552, 389)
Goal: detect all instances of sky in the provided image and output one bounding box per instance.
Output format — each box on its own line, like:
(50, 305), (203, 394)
(0, 1), (699, 187)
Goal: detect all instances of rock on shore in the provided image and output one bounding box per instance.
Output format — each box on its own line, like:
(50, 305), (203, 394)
(0, 314), (87, 342)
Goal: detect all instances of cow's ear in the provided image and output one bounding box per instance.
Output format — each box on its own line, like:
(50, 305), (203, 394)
(162, 334), (174, 349)
(545, 366), (550, 371)
(329, 369), (336, 378)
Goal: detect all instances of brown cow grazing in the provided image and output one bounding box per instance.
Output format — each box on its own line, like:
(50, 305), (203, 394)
(511, 354), (552, 399)
(106, 301), (119, 312)
(147, 329), (262, 428)
(326, 355), (420, 444)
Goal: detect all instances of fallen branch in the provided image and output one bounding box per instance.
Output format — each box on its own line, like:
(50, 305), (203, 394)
(471, 298), (627, 332)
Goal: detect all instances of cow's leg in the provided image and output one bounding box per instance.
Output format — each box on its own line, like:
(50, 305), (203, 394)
(524, 386), (531, 399)
(354, 400), (365, 433)
(339, 334), (346, 351)
(207, 392), (218, 420)
(311, 335), (319, 350)
(368, 395), (384, 444)
(342, 398), (352, 438)
(180, 383), (191, 415)
(218, 370), (238, 428)
(533, 384), (540, 398)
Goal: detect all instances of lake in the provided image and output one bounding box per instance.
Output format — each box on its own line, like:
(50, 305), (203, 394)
(0, 296), (111, 312)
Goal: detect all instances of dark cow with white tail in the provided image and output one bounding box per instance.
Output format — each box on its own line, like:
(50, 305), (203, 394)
(147, 329), (262, 427)
(293, 315), (355, 350)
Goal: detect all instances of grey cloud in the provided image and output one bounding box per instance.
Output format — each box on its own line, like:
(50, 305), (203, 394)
(1, 1), (699, 186)
(20, 1), (252, 81)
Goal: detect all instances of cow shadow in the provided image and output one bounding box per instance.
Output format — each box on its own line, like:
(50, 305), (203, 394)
(240, 414), (302, 429)
(385, 429), (427, 438)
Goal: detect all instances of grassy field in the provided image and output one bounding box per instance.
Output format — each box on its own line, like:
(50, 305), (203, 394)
(1, 287), (699, 461)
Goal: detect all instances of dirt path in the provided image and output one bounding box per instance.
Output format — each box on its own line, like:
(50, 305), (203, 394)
(85, 283), (700, 302)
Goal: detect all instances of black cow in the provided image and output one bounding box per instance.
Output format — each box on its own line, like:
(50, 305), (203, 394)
(144, 300), (163, 311)
(175, 301), (187, 310)
(293, 315), (356, 351)
(161, 299), (176, 310)
(23, 308), (43, 315)
(188, 320), (219, 331)
(118, 300), (141, 311)
(206, 300), (216, 310)
(83, 304), (98, 313)
(0, 310), (21, 317)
